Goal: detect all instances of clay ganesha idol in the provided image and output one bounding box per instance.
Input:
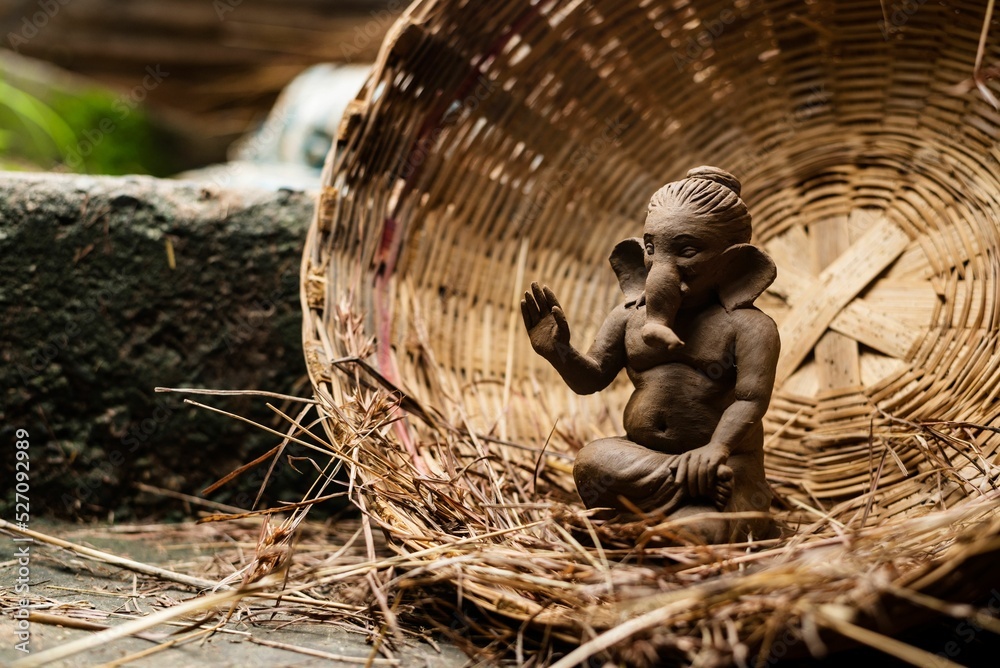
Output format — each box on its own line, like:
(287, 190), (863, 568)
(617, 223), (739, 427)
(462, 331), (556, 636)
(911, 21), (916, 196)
(521, 166), (779, 543)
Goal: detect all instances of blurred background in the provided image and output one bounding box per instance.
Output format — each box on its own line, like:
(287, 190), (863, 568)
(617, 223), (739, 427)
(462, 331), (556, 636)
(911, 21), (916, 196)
(0, 0), (407, 520)
(0, 0), (400, 187)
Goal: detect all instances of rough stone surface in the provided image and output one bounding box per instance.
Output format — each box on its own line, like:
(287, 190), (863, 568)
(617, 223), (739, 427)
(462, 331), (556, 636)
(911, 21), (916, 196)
(1, 172), (316, 519)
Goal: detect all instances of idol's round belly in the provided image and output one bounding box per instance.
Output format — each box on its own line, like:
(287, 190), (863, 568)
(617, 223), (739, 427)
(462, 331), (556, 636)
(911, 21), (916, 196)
(623, 363), (732, 454)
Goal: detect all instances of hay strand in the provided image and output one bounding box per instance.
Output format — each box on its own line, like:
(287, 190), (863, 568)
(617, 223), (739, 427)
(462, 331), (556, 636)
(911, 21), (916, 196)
(0, 519), (218, 590)
(10, 580), (275, 668)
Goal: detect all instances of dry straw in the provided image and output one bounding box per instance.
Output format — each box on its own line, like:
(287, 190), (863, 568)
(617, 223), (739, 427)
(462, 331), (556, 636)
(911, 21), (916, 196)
(298, 0), (1000, 664)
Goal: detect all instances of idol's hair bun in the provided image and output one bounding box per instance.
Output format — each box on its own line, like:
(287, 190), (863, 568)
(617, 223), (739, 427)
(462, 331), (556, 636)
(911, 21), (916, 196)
(686, 165), (742, 197)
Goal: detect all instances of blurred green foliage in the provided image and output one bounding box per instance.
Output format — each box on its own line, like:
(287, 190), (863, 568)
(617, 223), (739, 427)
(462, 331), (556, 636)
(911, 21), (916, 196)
(0, 67), (177, 176)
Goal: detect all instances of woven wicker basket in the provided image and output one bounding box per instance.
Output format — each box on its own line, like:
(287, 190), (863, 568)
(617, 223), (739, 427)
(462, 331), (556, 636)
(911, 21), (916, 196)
(302, 0), (1000, 664)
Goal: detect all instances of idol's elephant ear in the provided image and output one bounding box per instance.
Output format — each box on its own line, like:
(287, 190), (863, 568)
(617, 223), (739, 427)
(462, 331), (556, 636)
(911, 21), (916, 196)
(717, 243), (777, 312)
(609, 238), (647, 306)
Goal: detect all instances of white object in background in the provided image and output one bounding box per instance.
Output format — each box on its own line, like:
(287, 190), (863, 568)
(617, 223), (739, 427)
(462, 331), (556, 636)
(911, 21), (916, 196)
(179, 63), (371, 191)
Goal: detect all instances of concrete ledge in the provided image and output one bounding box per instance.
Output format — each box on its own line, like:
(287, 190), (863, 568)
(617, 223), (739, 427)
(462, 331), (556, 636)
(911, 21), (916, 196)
(1, 172), (315, 518)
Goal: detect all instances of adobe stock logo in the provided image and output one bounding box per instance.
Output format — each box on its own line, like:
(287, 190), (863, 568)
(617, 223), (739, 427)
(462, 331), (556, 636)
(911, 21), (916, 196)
(930, 589), (1000, 666)
(63, 65), (170, 170)
(672, 5), (738, 71)
(6, 0), (73, 51)
(878, 0), (930, 39)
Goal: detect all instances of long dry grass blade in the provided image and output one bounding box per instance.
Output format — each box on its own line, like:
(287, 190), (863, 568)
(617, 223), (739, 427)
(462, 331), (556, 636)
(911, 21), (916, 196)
(10, 580), (274, 668)
(0, 519), (217, 589)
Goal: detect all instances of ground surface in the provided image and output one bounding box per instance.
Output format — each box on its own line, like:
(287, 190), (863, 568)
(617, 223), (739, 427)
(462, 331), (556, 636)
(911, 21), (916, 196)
(0, 521), (469, 667)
